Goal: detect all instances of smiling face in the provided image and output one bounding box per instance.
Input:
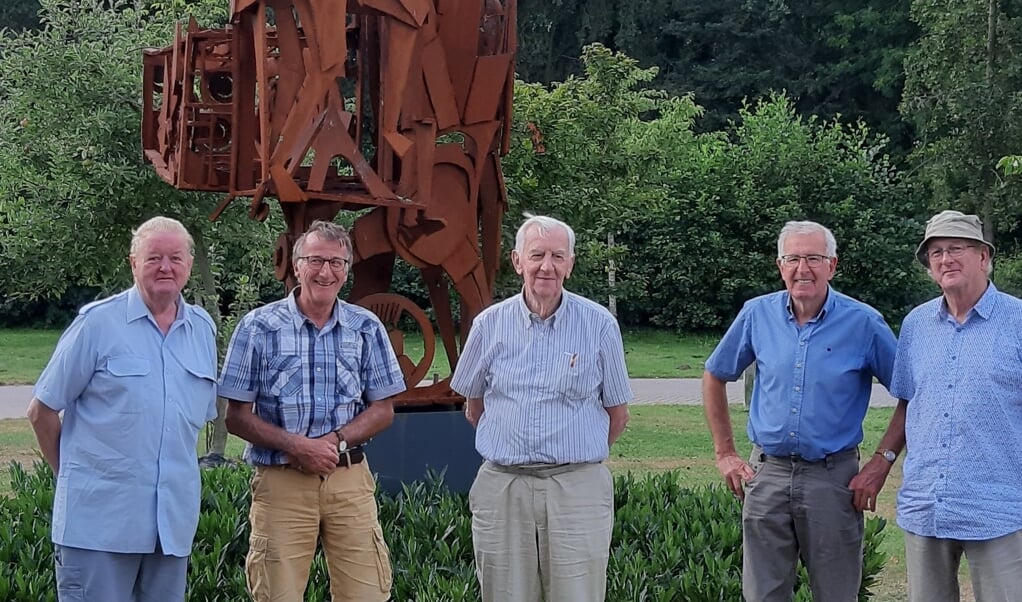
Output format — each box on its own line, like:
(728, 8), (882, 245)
(926, 237), (990, 295)
(776, 231), (837, 310)
(293, 232), (350, 313)
(511, 224), (575, 315)
(130, 230), (193, 310)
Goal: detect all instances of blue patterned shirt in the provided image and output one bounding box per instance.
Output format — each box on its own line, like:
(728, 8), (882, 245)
(891, 282), (1022, 540)
(34, 287), (218, 557)
(705, 287), (897, 461)
(218, 290), (406, 466)
(451, 291), (633, 465)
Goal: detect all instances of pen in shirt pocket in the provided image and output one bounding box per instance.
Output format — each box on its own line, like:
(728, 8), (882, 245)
(564, 352), (578, 368)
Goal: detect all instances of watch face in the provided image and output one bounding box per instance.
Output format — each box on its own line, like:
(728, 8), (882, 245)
(881, 450), (896, 462)
(338, 438), (348, 453)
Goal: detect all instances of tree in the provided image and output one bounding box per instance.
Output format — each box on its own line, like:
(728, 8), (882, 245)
(0, 0), (275, 457)
(900, 0), (1022, 251)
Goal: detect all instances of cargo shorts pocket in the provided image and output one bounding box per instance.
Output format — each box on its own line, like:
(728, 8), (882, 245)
(246, 535), (271, 602)
(55, 562), (84, 601)
(373, 526), (393, 593)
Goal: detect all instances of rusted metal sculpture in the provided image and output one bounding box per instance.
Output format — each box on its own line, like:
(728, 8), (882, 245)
(142, 0), (516, 405)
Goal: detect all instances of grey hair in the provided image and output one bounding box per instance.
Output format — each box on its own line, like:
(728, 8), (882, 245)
(515, 214), (576, 256)
(293, 220), (353, 259)
(777, 221), (837, 258)
(130, 216), (194, 255)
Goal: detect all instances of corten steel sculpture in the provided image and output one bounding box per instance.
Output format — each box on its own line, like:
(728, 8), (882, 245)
(142, 0), (517, 406)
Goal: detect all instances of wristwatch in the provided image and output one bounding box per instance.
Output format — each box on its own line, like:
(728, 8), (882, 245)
(336, 432), (348, 454)
(875, 448), (897, 463)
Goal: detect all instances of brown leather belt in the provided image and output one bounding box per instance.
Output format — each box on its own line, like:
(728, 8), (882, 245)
(337, 447), (365, 468)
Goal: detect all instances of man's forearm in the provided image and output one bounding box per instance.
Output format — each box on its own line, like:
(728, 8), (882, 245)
(27, 398), (62, 474)
(607, 404), (629, 446)
(703, 371), (739, 459)
(337, 400), (395, 446)
(225, 401), (302, 454)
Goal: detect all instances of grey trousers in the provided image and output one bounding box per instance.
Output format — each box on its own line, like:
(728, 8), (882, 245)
(742, 447), (863, 602)
(905, 529), (1022, 602)
(54, 544), (188, 602)
(469, 461), (614, 602)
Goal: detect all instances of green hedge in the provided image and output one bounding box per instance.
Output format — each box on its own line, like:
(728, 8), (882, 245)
(0, 462), (888, 601)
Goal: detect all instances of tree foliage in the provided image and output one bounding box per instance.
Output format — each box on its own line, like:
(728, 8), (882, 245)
(506, 45), (929, 330)
(901, 0), (1022, 250)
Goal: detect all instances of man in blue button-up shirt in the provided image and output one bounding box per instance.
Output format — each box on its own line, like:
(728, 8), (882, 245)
(884, 210), (1022, 602)
(703, 220), (898, 602)
(27, 217), (218, 602)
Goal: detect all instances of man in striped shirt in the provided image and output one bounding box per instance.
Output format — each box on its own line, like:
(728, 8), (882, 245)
(452, 215), (633, 602)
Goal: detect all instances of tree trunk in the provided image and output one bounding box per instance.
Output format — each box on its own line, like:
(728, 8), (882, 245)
(191, 226), (229, 458)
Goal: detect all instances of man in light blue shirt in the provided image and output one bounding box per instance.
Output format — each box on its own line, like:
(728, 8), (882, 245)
(27, 217), (218, 602)
(885, 210), (1022, 602)
(703, 220), (899, 602)
(452, 215), (632, 602)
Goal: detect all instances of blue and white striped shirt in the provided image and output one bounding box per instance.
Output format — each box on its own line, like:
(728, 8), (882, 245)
(892, 282), (1022, 540)
(218, 290), (406, 466)
(451, 290), (633, 465)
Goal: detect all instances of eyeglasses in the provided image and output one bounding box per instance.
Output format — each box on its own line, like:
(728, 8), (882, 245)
(779, 254), (830, 267)
(297, 255), (351, 270)
(927, 245), (977, 261)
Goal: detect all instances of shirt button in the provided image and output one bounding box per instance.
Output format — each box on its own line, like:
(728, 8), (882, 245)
(791, 408), (797, 413)
(947, 384), (953, 389)
(939, 474), (945, 478)
(944, 413), (949, 418)
(799, 341), (806, 346)
(794, 386), (800, 392)
(942, 443), (947, 448)
(937, 497), (943, 502)
(789, 432), (796, 437)
(317, 397), (323, 402)
(951, 356), (956, 360)
(316, 367), (322, 372)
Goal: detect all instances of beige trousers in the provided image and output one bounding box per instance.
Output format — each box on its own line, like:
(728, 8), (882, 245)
(246, 462), (392, 602)
(469, 461), (614, 602)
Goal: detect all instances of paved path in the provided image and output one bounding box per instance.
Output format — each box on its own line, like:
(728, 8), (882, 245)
(0, 380), (897, 420)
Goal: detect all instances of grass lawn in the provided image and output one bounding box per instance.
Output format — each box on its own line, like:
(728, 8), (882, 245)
(0, 327), (716, 385)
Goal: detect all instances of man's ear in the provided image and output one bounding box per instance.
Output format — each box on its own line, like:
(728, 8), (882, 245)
(511, 249), (523, 275)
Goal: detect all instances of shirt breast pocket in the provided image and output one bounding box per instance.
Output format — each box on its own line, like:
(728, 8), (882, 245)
(559, 353), (599, 401)
(178, 364), (217, 429)
(103, 356), (152, 413)
(267, 356), (303, 398)
(336, 357), (363, 402)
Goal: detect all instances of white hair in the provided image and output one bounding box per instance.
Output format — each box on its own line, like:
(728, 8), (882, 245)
(131, 216), (194, 255)
(515, 214), (576, 256)
(776, 221), (837, 258)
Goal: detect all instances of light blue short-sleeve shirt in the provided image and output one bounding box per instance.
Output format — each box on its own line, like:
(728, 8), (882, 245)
(891, 283), (1022, 540)
(451, 291), (633, 465)
(33, 287), (218, 557)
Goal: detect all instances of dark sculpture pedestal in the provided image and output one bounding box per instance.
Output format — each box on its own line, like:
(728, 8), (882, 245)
(366, 406), (481, 496)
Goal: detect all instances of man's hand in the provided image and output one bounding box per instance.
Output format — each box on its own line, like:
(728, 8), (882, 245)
(464, 397), (483, 428)
(717, 453), (755, 499)
(849, 455), (893, 512)
(287, 436), (340, 476)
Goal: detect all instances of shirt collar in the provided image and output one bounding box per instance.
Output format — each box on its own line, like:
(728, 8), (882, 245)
(783, 286), (834, 323)
(126, 285), (186, 325)
(287, 287), (341, 331)
(516, 289), (572, 330)
(936, 280), (997, 321)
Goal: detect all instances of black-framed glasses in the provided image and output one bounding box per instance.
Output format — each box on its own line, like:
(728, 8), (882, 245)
(297, 255), (351, 270)
(779, 254), (830, 267)
(927, 245), (977, 262)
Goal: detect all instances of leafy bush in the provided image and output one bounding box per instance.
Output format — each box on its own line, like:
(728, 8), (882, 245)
(0, 462), (888, 601)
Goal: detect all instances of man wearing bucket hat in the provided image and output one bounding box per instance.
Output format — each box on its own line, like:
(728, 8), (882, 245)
(880, 209), (1022, 601)
(703, 220), (899, 602)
